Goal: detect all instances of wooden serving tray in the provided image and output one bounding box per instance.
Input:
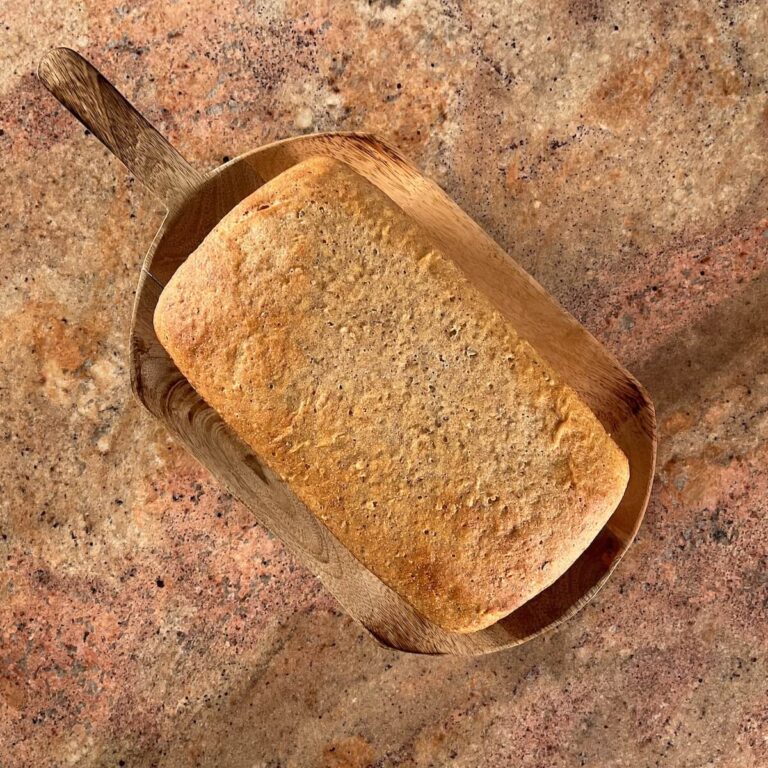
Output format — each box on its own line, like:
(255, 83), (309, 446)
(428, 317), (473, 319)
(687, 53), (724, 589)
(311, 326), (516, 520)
(39, 48), (656, 655)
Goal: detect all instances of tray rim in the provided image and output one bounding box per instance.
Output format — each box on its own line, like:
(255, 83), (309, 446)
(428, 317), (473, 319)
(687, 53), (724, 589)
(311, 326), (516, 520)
(129, 130), (657, 655)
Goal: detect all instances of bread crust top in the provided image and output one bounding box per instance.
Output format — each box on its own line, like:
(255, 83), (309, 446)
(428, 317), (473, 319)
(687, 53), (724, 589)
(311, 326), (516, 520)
(154, 157), (629, 633)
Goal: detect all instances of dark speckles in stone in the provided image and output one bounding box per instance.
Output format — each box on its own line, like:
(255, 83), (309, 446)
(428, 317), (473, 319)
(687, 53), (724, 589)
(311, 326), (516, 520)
(2, 0), (768, 765)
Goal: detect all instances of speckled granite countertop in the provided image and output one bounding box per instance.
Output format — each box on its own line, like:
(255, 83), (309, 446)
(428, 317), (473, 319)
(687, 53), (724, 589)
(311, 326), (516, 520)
(2, 1), (767, 766)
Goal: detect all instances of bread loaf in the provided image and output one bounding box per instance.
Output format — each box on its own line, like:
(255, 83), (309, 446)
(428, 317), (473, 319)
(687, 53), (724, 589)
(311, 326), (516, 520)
(154, 157), (629, 633)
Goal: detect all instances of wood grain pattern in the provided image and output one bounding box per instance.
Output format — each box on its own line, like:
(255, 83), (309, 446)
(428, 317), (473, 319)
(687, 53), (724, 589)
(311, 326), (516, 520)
(37, 48), (203, 209)
(40, 49), (657, 655)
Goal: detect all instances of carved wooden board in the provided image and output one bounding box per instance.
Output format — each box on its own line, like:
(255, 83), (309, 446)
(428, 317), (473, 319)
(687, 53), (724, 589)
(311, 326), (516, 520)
(39, 47), (656, 655)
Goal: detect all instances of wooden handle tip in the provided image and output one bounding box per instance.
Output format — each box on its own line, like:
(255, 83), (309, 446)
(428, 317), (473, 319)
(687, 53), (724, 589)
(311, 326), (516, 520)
(37, 47), (80, 89)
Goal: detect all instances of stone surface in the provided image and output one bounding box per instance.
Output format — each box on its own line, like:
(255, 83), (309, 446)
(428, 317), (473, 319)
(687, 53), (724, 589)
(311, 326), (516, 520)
(1, 1), (767, 766)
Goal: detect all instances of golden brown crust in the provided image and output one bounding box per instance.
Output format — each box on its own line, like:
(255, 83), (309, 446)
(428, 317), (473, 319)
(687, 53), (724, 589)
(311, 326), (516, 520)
(154, 157), (629, 633)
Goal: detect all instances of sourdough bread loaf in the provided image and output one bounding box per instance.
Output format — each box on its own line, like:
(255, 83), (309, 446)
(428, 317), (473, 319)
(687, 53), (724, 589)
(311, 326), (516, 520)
(154, 157), (629, 633)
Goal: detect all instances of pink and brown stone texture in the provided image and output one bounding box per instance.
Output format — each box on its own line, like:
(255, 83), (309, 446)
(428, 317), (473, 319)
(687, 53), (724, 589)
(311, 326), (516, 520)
(1, 1), (767, 766)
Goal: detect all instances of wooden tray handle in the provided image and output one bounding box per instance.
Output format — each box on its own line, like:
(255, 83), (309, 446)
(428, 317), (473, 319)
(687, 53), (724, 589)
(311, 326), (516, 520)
(38, 47), (203, 209)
